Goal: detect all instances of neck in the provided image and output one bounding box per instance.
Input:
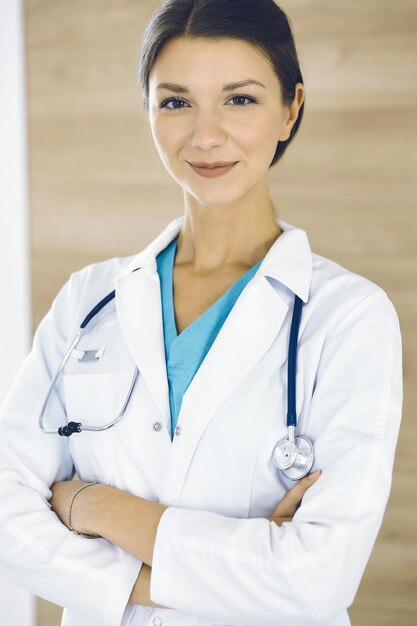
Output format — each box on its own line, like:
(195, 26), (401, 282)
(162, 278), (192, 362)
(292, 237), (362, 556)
(175, 195), (282, 274)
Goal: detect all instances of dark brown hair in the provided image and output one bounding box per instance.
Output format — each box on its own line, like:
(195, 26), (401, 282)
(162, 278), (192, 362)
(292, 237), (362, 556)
(138, 0), (305, 167)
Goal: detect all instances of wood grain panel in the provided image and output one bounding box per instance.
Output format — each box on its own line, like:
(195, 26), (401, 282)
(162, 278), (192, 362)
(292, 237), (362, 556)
(23, 1), (417, 624)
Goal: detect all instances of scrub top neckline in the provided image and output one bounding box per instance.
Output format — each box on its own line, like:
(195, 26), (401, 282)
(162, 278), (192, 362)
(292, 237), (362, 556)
(166, 235), (263, 340)
(156, 234), (265, 434)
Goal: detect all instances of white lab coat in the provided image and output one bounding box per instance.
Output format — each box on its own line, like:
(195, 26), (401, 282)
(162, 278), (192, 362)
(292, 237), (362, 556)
(0, 216), (402, 626)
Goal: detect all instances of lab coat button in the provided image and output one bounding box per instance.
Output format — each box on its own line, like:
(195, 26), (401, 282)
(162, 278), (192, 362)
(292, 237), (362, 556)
(152, 618), (162, 626)
(175, 425), (181, 436)
(152, 421), (163, 432)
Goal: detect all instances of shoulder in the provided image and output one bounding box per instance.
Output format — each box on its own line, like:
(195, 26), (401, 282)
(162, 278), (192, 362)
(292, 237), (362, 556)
(49, 254), (136, 332)
(308, 251), (399, 333)
(67, 254), (134, 294)
(311, 251), (383, 300)
(275, 220), (398, 326)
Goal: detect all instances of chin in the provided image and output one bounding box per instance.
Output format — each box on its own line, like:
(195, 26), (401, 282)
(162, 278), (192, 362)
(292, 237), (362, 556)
(188, 190), (249, 209)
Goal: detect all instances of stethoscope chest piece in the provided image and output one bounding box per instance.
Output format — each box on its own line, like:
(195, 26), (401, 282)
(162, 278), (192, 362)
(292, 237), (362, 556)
(273, 434), (314, 481)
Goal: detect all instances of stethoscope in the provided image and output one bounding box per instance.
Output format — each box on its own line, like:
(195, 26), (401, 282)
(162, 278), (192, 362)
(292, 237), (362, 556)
(38, 282), (314, 480)
(272, 294), (315, 480)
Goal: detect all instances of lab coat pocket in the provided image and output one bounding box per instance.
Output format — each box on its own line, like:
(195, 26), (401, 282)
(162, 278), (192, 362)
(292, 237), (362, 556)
(63, 373), (119, 484)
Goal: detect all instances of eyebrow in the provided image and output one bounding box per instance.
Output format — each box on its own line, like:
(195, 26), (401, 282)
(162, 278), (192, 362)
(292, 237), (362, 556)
(155, 79), (266, 93)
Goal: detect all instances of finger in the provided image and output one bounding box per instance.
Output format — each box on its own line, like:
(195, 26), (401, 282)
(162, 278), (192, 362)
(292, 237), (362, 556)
(272, 470), (322, 515)
(285, 470), (321, 502)
(287, 470), (321, 498)
(269, 516), (293, 526)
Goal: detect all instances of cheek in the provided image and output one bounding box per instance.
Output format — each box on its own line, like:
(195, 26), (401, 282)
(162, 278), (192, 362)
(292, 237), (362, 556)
(232, 114), (279, 155)
(151, 116), (184, 161)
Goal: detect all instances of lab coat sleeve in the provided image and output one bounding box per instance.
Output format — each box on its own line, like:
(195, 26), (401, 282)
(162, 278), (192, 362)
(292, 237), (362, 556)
(0, 270), (142, 626)
(149, 289), (403, 625)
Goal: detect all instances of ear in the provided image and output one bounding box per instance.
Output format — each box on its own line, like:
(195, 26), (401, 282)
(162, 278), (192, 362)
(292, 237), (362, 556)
(278, 83), (305, 142)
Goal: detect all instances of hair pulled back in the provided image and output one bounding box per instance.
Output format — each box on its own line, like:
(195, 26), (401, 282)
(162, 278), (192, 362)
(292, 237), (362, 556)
(138, 0), (305, 167)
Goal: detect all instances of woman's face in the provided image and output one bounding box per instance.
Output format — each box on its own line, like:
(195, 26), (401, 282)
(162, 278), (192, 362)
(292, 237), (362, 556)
(147, 36), (302, 208)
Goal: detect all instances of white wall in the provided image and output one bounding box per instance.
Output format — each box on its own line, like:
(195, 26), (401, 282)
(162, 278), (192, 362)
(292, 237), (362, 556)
(0, 0), (35, 624)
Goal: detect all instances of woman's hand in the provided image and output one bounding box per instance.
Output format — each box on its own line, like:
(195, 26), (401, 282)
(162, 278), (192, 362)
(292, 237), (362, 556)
(49, 480), (101, 536)
(267, 470), (321, 525)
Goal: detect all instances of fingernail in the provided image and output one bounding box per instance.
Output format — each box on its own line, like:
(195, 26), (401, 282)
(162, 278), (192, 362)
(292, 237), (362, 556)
(308, 470), (321, 480)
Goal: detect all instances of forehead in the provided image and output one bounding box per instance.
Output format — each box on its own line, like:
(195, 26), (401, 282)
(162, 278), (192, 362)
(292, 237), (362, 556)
(148, 36), (276, 88)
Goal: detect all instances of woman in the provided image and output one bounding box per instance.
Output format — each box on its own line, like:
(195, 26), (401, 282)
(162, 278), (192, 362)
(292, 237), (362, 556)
(0, 1), (402, 625)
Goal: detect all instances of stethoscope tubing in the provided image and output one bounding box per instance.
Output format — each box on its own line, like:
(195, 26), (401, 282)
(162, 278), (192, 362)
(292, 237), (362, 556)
(38, 330), (84, 434)
(38, 289), (136, 435)
(38, 283), (313, 480)
(287, 294), (303, 429)
(80, 290), (116, 329)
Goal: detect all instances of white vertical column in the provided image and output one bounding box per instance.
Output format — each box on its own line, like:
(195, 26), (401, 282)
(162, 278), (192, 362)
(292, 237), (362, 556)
(0, 0), (35, 624)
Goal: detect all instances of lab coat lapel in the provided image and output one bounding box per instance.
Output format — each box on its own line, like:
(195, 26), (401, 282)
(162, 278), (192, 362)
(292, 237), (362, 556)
(114, 217), (184, 430)
(177, 219), (312, 442)
(116, 266), (171, 428)
(183, 276), (290, 424)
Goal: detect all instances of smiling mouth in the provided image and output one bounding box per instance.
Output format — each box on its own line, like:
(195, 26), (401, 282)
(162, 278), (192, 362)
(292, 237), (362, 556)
(189, 161), (238, 169)
(188, 162), (238, 178)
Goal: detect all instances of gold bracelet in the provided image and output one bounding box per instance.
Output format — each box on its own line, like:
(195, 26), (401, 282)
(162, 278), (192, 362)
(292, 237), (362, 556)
(68, 482), (100, 539)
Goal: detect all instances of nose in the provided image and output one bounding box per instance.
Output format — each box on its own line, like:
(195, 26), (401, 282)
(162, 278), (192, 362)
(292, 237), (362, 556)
(190, 108), (227, 150)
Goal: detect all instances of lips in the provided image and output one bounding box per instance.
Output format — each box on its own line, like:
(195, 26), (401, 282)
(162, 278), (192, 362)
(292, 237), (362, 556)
(188, 161), (238, 178)
(189, 161), (237, 169)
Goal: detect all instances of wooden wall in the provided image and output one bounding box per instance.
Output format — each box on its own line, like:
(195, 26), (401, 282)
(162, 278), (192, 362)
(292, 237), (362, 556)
(24, 1), (417, 624)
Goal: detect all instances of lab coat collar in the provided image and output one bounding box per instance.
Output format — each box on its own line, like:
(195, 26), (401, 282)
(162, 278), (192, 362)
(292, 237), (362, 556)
(113, 215), (312, 303)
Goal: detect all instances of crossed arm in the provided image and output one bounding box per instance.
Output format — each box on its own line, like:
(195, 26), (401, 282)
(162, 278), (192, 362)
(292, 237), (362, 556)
(50, 481), (169, 607)
(49, 472), (320, 608)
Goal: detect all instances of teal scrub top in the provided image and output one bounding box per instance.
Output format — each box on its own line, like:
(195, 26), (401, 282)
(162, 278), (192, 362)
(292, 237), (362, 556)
(156, 235), (264, 441)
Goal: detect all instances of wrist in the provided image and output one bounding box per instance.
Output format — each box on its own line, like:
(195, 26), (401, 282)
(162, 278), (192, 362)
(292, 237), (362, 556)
(70, 482), (106, 537)
(129, 564), (165, 608)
